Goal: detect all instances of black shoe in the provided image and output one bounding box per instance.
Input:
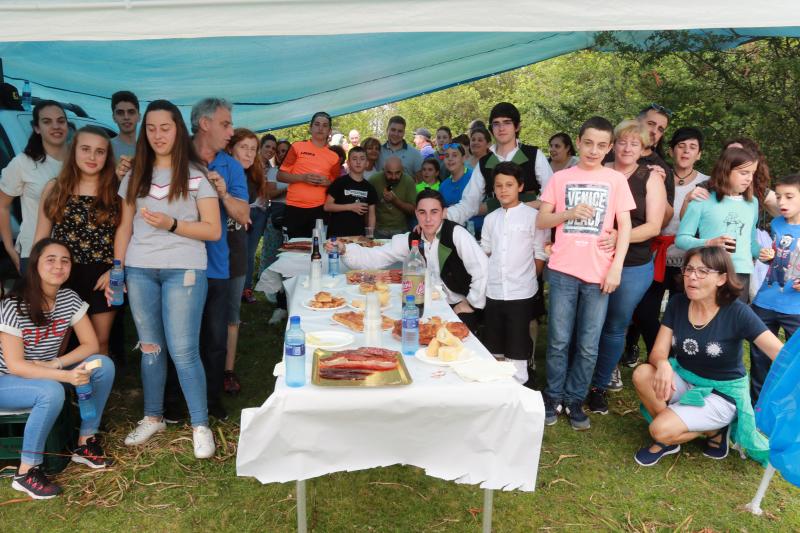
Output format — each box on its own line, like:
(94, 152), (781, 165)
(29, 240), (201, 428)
(587, 387), (609, 415)
(621, 344), (641, 368)
(71, 436), (109, 469)
(163, 401), (187, 425)
(11, 466), (62, 499)
(565, 401), (591, 430)
(208, 402), (229, 421)
(544, 396), (563, 426)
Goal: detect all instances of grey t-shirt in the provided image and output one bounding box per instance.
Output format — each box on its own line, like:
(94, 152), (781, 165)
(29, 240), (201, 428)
(111, 136), (136, 162)
(119, 165), (217, 269)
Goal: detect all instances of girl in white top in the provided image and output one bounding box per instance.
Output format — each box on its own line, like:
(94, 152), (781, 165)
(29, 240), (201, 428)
(0, 101), (69, 272)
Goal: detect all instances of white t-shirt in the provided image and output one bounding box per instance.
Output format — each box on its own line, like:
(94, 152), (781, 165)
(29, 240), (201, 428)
(0, 153), (62, 258)
(665, 172), (709, 266)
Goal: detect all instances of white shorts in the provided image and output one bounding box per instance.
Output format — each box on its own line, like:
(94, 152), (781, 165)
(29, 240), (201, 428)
(667, 372), (737, 432)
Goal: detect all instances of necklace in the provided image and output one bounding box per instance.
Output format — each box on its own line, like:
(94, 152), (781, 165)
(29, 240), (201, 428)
(615, 165), (637, 177)
(676, 169), (696, 186)
(688, 301), (719, 330)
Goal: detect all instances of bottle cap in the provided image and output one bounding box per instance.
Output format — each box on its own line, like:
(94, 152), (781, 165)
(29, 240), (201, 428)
(331, 236), (337, 242)
(411, 239), (419, 246)
(406, 295), (414, 303)
(290, 315), (300, 325)
(113, 259), (121, 266)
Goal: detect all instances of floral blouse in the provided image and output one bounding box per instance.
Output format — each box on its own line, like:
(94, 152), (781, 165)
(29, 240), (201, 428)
(51, 195), (117, 264)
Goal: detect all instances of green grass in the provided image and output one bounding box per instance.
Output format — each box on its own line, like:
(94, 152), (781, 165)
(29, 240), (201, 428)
(0, 296), (798, 532)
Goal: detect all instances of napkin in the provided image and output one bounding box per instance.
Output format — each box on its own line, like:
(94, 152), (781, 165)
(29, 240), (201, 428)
(452, 359), (516, 382)
(273, 361), (285, 377)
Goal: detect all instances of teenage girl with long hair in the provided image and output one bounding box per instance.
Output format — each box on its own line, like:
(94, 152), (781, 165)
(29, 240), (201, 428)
(34, 125), (120, 354)
(109, 99), (221, 458)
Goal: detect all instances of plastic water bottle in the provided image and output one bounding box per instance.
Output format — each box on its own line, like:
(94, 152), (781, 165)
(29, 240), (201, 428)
(402, 239), (426, 316)
(109, 260), (125, 306)
(401, 295), (419, 356)
(284, 316), (306, 387)
(21, 80), (31, 111)
(328, 236), (339, 277)
(310, 231), (322, 291)
(76, 382), (96, 421)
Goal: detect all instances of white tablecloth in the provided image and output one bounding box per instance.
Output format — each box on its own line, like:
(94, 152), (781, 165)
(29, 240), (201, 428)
(237, 276), (545, 491)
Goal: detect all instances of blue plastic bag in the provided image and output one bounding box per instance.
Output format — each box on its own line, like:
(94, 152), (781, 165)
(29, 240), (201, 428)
(755, 331), (800, 487)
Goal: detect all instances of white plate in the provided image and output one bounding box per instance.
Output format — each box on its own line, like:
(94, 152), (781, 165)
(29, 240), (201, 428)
(414, 347), (476, 366)
(347, 299), (392, 311)
(305, 330), (355, 350)
(302, 300), (346, 311)
(346, 284), (397, 297)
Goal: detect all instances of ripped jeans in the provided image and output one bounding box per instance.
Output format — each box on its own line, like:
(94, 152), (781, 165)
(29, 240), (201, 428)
(126, 267), (209, 426)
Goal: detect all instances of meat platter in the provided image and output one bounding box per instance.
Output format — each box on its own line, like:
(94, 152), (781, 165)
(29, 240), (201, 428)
(311, 347), (412, 387)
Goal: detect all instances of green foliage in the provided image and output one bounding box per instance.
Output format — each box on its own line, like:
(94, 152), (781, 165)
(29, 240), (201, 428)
(269, 36), (800, 180)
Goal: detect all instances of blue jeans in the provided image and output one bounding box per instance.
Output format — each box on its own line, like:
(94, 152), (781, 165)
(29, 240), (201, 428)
(545, 269), (610, 404)
(0, 354), (114, 466)
(750, 304), (800, 404)
(245, 206), (269, 290)
(126, 267), (209, 426)
(258, 203), (286, 280)
(592, 260), (654, 389)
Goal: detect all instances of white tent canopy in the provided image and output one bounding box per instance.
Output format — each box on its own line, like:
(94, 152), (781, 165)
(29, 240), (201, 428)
(1, 1), (799, 130)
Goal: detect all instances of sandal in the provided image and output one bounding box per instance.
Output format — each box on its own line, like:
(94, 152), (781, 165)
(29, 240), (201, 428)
(634, 441), (681, 467)
(703, 425), (730, 460)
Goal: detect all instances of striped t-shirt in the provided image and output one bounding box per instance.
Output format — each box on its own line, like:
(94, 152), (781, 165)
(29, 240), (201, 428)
(0, 288), (88, 374)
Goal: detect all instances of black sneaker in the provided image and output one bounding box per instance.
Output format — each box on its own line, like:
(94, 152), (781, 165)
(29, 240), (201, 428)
(71, 436), (109, 469)
(565, 401), (591, 431)
(621, 344), (641, 368)
(11, 466), (62, 499)
(587, 387), (609, 415)
(544, 396), (563, 426)
(208, 402), (229, 421)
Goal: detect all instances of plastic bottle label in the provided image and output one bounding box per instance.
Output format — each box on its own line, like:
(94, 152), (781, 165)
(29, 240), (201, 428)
(402, 318), (418, 329)
(285, 344), (305, 357)
(77, 390), (92, 401)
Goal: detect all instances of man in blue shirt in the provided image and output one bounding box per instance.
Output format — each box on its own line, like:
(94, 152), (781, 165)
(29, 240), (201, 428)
(377, 115), (423, 179)
(192, 97), (249, 421)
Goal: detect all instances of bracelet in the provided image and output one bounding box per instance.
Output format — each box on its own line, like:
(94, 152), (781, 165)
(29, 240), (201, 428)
(168, 218), (179, 233)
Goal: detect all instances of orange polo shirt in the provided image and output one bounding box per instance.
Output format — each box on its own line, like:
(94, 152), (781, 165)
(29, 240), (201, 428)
(281, 140), (340, 208)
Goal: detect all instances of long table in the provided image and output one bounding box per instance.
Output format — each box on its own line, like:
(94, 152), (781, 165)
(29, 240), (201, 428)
(238, 273), (545, 532)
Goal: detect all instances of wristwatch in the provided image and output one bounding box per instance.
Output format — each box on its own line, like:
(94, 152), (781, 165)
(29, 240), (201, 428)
(169, 218), (179, 233)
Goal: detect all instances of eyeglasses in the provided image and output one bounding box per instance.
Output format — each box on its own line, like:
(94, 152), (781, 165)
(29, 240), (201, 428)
(442, 143), (462, 151)
(647, 103), (673, 118)
(681, 266), (718, 279)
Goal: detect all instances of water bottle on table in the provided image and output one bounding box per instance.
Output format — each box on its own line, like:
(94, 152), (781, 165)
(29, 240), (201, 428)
(401, 295), (419, 356)
(284, 316), (306, 387)
(328, 236), (339, 277)
(109, 259), (125, 306)
(21, 80), (32, 111)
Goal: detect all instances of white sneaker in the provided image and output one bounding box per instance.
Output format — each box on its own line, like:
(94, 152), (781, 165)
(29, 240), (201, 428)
(124, 418), (166, 446)
(193, 425), (216, 459)
(268, 308), (288, 325)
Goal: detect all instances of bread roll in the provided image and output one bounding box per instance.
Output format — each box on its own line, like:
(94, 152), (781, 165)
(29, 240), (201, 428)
(426, 338), (440, 357)
(436, 327), (463, 348)
(439, 346), (462, 362)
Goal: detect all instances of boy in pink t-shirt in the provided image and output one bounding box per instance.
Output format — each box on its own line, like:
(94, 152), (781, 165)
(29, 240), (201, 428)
(537, 116), (635, 430)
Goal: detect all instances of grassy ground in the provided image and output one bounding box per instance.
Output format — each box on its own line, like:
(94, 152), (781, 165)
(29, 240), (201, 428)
(0, 294), (798, 532)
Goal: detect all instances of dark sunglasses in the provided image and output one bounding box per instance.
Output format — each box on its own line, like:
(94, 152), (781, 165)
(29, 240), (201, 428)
(647, 103), (673, 118)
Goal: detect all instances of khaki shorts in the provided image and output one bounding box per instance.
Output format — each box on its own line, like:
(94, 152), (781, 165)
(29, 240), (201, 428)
(667, 372), (737, 432)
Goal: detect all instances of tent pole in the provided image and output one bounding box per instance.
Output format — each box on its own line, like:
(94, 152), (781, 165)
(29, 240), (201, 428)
(296, 479), (307, 533)
(745, 464), (776, 516)
(482, 488), (493, 533)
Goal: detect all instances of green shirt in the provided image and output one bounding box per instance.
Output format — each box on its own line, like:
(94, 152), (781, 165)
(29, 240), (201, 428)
(416, 181), (440, 194)
(369, 172), (417, 233)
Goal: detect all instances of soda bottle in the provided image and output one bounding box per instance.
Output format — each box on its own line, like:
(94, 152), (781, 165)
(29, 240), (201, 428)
(328, 236), (339, 277)
(402, 239), (426, 316)
(109, 259), (125, 306)
(401, 295), (420, 356)
(76, 382), (96, 421)
(284, 316), (306, 387)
